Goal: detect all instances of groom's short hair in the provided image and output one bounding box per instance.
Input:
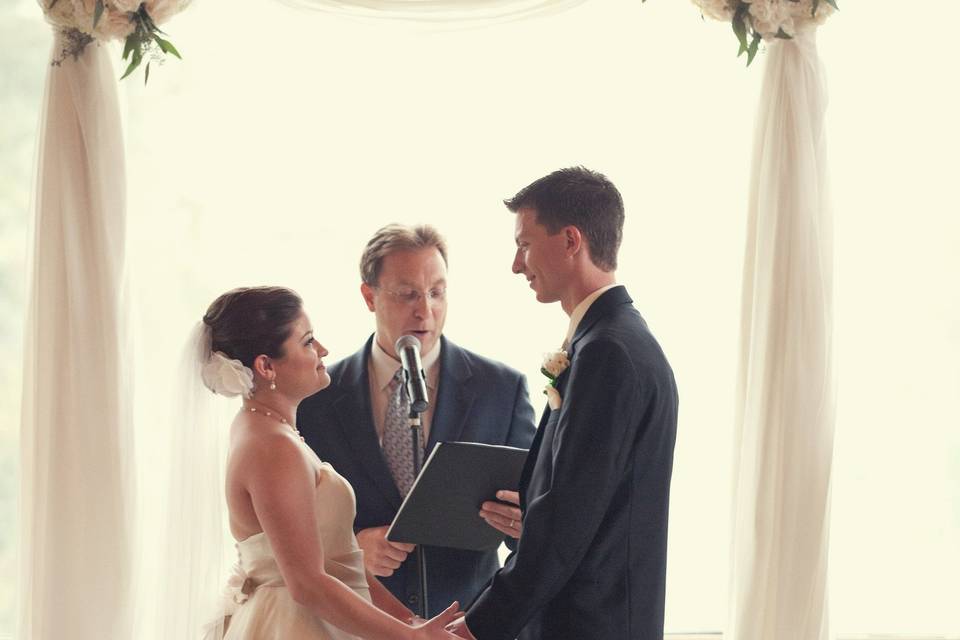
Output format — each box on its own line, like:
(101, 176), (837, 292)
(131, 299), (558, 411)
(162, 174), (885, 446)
(360, 224), (449, 286)
(504, 166), (624, 271)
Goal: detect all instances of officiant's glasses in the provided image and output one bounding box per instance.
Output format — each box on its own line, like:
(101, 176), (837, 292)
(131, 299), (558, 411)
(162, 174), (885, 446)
(375, 286), (447, 306)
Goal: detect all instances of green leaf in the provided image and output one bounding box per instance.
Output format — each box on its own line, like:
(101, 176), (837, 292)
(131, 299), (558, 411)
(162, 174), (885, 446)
(93, 0), (105, 29)
(122, 34), (136, 60)
(746, 31), (761, 66)
(140, 5), (160, 33)
(144, 61), (150, 86)
(153, 35), (182, 59)
(824, 0), (839, 9)
(732, 5), (750, 57)
(120, 49), (142, 81)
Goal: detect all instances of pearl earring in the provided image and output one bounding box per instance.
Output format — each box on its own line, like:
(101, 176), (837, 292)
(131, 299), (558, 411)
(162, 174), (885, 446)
(269, 380), (277, 391)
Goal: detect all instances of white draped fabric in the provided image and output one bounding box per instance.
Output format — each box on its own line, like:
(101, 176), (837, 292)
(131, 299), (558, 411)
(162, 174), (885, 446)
(278, 0), (584, 23)
(729, 30), (835, 640)
(18, 34), (135, 640)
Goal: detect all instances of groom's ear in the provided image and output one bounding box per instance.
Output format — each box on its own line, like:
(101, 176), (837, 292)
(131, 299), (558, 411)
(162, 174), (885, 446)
(564, 225), (584, 257)
(360, 283), (376, 312)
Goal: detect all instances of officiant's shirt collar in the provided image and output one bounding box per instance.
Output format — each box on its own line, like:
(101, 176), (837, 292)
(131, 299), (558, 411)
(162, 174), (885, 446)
(371, 334), (441, 392)
(564, 284), (619, 349)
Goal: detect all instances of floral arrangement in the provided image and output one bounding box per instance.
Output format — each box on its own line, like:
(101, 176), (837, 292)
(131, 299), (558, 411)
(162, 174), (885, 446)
(541, 350), (570, 411)
(689, 0), (837, 65)
(40, 0), (190, 82)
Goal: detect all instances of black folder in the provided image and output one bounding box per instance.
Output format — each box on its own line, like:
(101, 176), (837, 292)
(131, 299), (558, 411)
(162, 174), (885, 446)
(386, 441), (529, 551)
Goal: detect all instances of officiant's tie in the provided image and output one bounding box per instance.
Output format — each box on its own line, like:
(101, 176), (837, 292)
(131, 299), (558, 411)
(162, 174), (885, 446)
(383, 368), (416, 497)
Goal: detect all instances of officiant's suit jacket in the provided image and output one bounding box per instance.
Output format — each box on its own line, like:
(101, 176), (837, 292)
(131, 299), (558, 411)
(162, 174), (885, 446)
(465, 286), (679, 640)
(298, 334), (536, 616)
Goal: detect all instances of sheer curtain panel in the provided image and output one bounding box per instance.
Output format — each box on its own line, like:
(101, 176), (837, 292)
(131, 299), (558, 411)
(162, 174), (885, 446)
(17, 33), (134, 640)
(729, 29), (835, 640)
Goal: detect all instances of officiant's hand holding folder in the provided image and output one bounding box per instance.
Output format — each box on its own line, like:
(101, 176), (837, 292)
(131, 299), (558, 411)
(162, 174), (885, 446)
(386, 442), (529, 551)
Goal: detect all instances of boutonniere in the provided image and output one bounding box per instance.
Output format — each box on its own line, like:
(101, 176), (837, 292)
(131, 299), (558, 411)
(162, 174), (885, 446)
(541, 349), (570, 410)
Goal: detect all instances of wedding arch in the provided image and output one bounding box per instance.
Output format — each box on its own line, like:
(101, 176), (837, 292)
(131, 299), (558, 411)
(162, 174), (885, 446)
(20, 2), (837, 639)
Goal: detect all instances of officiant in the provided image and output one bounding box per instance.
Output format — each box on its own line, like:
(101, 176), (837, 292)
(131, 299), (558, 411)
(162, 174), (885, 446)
(298, 223), (536, 616)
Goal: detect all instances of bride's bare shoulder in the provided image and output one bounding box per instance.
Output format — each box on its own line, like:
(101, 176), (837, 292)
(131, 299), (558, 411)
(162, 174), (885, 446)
(228, 414), (307, 477)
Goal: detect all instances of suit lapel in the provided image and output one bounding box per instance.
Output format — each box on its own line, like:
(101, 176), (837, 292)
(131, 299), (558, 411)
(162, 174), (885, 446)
(519, 287), (632, 509)
(333, 336), (403, 510)
(518, 406), (549, 509)
(518, 362), (571, 507)
(426, 337), (476, 451)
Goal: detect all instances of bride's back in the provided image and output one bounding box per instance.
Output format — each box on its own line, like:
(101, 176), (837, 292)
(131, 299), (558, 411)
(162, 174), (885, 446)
(225, 412), (313, 542)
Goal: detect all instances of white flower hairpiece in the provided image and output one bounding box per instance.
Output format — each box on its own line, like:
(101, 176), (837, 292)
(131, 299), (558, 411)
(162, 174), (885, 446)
(197, 322), (254, 398)
(201, 352), (254, 398)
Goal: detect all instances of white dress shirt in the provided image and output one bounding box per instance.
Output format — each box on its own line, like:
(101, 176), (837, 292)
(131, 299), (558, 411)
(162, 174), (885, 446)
(368, 335), (441, 445)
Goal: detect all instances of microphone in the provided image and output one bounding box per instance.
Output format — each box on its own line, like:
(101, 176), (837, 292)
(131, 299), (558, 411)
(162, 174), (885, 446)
(394, 335), (430, 414)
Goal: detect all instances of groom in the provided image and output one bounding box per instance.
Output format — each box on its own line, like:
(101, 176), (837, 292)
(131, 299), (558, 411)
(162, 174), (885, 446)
(450, 167), (679, 639)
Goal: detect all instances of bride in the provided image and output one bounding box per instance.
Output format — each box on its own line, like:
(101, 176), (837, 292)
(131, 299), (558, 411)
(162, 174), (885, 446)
(197, 286), (460, 639)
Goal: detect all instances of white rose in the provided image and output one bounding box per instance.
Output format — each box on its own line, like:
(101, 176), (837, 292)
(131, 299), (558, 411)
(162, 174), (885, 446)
(201, 351), (254, 398)
(541, 350), (570, 379)
(41, 0), (81, 30)
(746, 0), (782, 37)
(143, 0), (192, 24)
(93, 8), (135, 40)
(70, 0), (96, 16)
(111, 0), (142, 12)
(692, 0), (735, 22)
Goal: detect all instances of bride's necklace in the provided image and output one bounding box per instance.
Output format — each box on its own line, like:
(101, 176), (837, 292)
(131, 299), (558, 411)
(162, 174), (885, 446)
(243, 401), (305, 443)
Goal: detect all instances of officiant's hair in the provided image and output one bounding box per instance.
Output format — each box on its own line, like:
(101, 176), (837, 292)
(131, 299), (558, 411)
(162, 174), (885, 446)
(504, 166), (624, 271)
(360, 224), (449, 286)
(203, 286), (303, 367)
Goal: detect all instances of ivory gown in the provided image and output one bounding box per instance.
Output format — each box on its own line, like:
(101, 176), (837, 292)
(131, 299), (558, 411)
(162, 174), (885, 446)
(209, 454), (371, 640)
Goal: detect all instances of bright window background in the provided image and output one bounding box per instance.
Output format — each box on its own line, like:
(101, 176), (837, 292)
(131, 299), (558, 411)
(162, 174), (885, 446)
(1, 0), (958, 637)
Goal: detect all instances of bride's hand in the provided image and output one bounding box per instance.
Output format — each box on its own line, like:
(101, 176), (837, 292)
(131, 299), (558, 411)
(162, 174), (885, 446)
(410, 601), (462, 639)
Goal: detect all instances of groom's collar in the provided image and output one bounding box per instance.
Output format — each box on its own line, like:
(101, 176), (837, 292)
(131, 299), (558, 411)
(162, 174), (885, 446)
(563, 283), (619, 349)
(567, 285), (633, 354)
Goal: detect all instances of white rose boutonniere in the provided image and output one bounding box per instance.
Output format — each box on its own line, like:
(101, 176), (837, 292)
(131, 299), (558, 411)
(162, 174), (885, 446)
(541, 349), (570, 411)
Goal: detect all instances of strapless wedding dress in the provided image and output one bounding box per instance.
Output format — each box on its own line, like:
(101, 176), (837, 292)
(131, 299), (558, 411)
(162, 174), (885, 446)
(206, 461), (371, 640)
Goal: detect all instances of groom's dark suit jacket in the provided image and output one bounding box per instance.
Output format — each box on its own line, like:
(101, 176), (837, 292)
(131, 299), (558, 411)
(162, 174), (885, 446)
(298, 335), (536, 616)
(465, 286), (679, 640)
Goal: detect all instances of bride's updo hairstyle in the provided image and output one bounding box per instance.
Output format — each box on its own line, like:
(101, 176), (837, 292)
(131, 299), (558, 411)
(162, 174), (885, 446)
(202, 286), (303, 367)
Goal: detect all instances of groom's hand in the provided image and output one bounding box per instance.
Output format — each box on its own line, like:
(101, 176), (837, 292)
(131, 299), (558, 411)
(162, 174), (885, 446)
(356, 525), (415, 576)
(446, 616), (477, 639)
(479, 490), (523, 539)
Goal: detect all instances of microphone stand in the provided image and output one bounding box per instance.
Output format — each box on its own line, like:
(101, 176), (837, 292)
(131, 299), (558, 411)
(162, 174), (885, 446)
(406, 391), (429, 618)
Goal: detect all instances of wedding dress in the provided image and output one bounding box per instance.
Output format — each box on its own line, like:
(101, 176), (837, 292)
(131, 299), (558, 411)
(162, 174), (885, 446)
(205, 454), (371, 640)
